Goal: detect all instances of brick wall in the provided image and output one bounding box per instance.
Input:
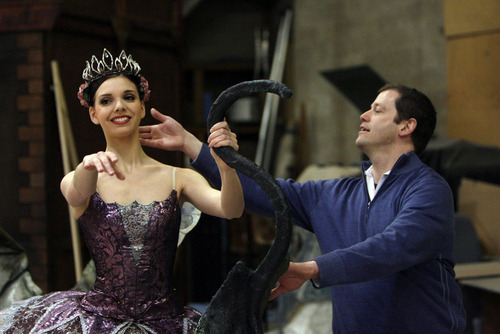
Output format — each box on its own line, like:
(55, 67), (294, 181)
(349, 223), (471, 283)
(16, 32), (48, 292)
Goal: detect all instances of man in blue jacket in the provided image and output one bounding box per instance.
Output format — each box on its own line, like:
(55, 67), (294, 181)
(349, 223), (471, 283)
(140, 84), (466, 333)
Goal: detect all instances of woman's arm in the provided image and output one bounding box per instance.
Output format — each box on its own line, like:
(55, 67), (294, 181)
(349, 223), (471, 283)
(178, 121), (244, 219)
(140, 109), (244, 219)
(60, 151), (124, 216)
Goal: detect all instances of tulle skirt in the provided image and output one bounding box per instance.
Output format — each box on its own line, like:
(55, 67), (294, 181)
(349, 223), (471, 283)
(0, 291), (201, 334)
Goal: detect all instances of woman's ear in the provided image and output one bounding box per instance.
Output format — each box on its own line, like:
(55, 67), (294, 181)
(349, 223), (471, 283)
(399, 118), (417, 137)
(89, 107), (99, 125)
(141, 101), (146, 119)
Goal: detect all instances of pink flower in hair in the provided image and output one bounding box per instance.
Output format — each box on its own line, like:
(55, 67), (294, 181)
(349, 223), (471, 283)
(77, 82), (90, 108)
(140, 76), (151, 102)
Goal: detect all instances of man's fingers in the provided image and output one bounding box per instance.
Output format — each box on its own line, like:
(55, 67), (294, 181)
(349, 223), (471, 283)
(269, 285), (283, 301)
(139, 126), (152, 134)
(150, 108), (168, 122)
(139, 129), (153, 139)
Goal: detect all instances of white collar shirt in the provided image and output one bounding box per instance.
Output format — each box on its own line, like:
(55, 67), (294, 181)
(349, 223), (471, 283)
(364, 166), (391, 201)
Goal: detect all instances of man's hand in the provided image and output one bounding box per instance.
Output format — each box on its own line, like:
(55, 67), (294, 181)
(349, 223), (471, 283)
(269, 261), (320, 300)
(139, 108), (203, 160)
(139, 108), (186, 151)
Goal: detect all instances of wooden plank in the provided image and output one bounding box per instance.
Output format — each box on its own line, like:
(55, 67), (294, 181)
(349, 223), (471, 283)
(455, 261), (500, 280)
(444, 0), (500, 37)
(51, 60), (83, 282)
(459, 179), (500, 257)
(460, 277), (500, 295)
(255, 9), (292, 170)
(446, 32), (500, 147)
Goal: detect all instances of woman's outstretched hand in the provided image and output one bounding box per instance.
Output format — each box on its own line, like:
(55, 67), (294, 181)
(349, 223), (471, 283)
(82, 151), (125, 180)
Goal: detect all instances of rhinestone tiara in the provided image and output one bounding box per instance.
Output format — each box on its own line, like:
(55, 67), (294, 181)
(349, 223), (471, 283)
(77, 48), (151, 108)
(82, 48), (141, 82)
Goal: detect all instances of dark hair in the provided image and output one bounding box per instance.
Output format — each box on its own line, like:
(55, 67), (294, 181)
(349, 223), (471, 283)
(378, 84), (436, 155)
(86, 72), (144, 107)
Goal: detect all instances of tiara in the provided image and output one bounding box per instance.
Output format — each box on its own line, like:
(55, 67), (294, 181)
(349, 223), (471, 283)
(77, 48), (150, 108)
(82, 48), (141, 82)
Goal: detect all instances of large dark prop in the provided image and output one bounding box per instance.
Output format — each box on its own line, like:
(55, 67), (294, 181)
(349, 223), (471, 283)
(420, 139), (500, 207)
(195, 80), (293, 333)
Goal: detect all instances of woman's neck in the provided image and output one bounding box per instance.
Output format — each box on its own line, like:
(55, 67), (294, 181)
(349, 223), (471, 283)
(105, 137), (148, 168)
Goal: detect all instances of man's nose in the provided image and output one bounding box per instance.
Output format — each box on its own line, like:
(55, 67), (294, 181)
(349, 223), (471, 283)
(360, 110), (370, 121)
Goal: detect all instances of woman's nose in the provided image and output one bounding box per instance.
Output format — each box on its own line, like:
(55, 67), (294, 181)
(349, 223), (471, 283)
(114, 99), (125, 111)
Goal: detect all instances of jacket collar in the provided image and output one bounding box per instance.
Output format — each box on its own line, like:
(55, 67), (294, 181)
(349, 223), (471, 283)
(361, 151), (421, 176)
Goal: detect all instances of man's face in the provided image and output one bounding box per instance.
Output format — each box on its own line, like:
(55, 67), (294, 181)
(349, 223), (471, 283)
(355, 89), (401, 154)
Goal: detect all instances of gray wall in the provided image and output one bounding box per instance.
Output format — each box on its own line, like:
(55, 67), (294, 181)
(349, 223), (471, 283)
(291, 0), (446, 165)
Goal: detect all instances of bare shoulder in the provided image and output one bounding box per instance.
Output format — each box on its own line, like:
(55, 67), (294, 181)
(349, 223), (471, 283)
(174, 167), (212, 207)
(175, 166), (203, 180)
(143, 158), (172, 176)
(174, 167), (207, 188)
(141, 161), (177, 187)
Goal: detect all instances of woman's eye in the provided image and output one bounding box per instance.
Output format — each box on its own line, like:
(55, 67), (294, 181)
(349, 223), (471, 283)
(99, 98), (111, 105)
(125, 95), (136, 101)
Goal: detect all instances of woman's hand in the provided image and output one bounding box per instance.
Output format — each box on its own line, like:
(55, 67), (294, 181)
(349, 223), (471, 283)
(82, 151), (125, 180)
(207, 120), (239, 171)
(61, 151), (124, 211)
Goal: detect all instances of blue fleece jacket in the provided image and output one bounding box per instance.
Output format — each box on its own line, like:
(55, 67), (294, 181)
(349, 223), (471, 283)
(192, 144), (465, 333)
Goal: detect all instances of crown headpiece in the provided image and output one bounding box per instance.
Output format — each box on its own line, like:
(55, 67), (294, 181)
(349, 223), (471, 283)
(82, 48), (141, 82)
(77, 48), (150, 108)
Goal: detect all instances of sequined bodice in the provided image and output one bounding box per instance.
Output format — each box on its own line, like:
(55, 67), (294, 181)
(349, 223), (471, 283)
(118, 201), (156, 265)
(78, 191), (183, 322)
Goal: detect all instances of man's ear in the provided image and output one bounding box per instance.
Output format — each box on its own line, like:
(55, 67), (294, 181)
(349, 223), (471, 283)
(399, 118), (417, 137)
(89, 107), (99, 125)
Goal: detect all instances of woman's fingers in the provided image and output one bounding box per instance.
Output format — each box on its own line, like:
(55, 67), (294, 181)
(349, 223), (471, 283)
(208, 129), (238, 150)
(82, 152), (124, 179)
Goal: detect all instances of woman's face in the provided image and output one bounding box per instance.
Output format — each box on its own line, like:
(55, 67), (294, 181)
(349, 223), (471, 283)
(89, 75), (145, 136)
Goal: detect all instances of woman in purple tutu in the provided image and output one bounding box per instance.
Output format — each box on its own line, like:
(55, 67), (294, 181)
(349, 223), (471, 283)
(0, 48), (243, 334)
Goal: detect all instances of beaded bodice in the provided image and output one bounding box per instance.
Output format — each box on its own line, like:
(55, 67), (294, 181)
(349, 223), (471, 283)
(78, 191), (183, 322)
(118, 201), (156, 265)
